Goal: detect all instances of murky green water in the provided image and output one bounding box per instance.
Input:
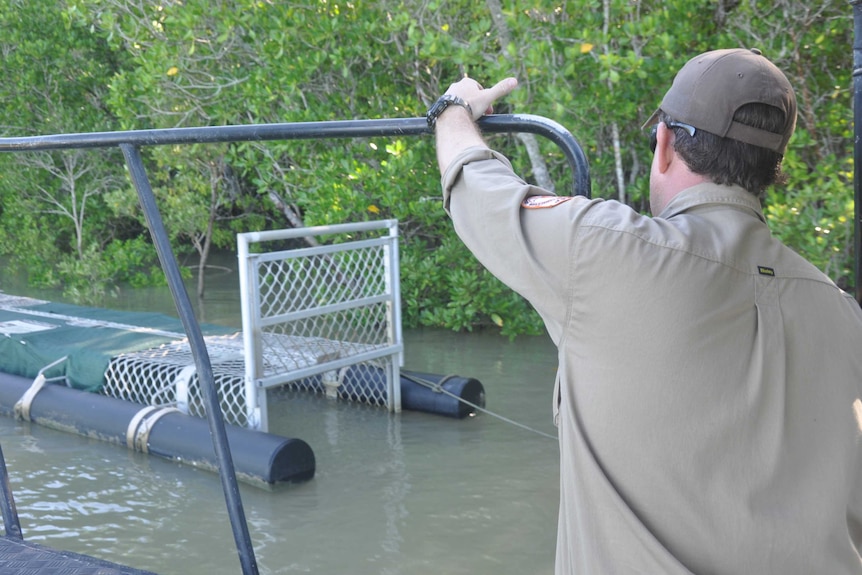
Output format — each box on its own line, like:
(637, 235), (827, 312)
(0, 256), (561, 575)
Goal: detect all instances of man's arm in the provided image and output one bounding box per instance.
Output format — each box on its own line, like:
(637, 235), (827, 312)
(433, 76), (518, 174)
(432, 76), (575, 325)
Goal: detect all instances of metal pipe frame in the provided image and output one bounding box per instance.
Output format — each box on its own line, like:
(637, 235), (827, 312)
(0, 115), (591, 197)
(0, 444), (22, 540)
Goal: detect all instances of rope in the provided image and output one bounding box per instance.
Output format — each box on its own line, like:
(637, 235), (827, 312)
(401, 372), (558, 441)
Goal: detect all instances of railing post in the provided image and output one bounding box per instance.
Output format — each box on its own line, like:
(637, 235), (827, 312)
(121, 144), (259, 575)
(0, 444), (23, 540)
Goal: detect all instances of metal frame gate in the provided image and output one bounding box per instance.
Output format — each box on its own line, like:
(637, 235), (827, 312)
(238, 220), (403, 431)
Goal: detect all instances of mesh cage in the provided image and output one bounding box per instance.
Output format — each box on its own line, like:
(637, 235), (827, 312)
(281, 355), (397, 406)
(101, 331), (398, 428)
(103, 334), (251, 427)
(0, 222), (402, 431)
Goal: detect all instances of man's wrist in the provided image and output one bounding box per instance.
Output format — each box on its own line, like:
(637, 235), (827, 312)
(434, 102), (473, 129)
(426, 94), (473, 128)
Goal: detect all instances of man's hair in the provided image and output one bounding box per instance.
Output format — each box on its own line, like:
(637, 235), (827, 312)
(660, 105), (787, 198)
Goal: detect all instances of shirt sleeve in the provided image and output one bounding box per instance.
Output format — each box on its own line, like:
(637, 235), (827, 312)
(440, 145), (594, 327)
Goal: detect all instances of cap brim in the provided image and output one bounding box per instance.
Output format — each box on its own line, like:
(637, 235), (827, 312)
(642, 108), (661, 131)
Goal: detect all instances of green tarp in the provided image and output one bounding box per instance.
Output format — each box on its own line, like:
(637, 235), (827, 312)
(0, 302), (233, 392)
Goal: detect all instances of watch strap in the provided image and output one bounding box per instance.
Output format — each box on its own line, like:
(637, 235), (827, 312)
(426, 94), (473, 128)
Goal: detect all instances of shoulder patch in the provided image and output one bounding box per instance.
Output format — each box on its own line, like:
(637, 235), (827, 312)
(521, 196), (574, 209)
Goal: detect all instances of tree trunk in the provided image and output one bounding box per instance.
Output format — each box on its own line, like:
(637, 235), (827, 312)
(485, 0), (554, 192)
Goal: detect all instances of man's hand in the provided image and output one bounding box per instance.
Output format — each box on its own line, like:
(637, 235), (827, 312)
(444, 76), (519, 121)
(434, 76), (518, 174)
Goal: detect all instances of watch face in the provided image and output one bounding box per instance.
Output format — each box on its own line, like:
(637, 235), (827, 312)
(427, 98), (448, 126)
(434, 97), (452, 112)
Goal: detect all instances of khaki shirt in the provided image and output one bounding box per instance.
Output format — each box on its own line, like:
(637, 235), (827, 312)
(442, 146), (862, 574)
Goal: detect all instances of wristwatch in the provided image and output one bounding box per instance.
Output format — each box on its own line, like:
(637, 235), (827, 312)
(426, 94), (473, 128)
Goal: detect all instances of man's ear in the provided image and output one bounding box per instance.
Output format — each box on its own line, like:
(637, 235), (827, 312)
(655, 122), (674, 175)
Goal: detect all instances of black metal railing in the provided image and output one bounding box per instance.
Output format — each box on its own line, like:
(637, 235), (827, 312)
(0, 445), (22, 541)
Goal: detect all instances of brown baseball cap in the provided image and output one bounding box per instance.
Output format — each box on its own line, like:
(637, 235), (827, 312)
(643, 48), (797, 154)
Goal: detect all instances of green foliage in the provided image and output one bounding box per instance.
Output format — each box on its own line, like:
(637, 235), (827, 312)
(766, 131), (855, 287)
(101, 237), (168, 288)
(0, 200), (64, 287)
(56, 243), (120, 305)
(0, 0), (128, 289)
(0, 0), (856, 335)
(400, 236), (544, 338)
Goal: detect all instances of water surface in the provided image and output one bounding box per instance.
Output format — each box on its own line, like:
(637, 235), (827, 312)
(0, 318), (561, 574)
(0, 252), (561, 574)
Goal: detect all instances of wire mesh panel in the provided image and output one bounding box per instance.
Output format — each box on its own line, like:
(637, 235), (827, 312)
(238, 220), (403, 430)
(103, 334), (252, 427)
(102, 331), (399, 429)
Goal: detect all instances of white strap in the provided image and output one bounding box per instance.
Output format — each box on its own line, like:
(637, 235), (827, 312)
(13, 356), (68, 421)
(13, 373), (46, 422)
(126, 406), (181, 453)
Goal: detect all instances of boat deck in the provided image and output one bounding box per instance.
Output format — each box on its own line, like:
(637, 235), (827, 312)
(0, 536), (158, 575)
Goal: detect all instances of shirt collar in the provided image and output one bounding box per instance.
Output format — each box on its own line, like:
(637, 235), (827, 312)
(658, 183), (767, 224)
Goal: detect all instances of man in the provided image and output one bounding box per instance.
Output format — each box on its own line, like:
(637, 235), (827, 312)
(429, 48), (862, 574)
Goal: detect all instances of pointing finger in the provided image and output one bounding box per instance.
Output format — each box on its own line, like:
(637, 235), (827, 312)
(480, 77), (518, 115)
(489, 77), (518, 99)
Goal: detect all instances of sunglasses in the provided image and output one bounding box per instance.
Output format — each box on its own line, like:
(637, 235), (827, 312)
(649, 121), (697, 153)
